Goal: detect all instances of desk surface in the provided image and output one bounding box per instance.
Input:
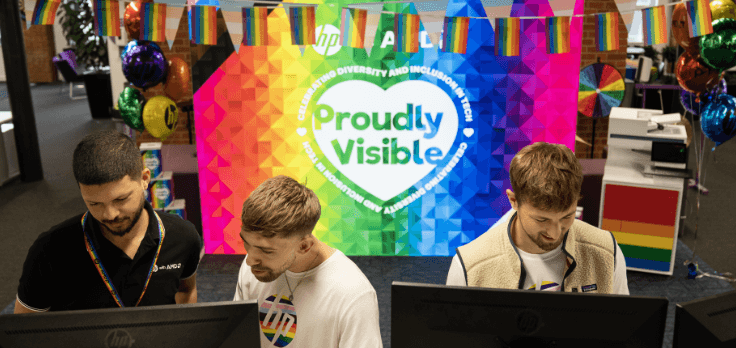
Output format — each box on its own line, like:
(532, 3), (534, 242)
(634, 83), (681, 90)
(604, 147), (684, 190)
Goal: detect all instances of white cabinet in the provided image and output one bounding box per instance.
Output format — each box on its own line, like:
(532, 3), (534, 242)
(0, 111), (19, 185)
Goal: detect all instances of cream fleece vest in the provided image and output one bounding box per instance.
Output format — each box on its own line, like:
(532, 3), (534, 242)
(456, 212), (617, 293)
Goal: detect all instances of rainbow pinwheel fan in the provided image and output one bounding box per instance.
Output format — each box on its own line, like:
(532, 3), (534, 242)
(578, 63), (625, 118)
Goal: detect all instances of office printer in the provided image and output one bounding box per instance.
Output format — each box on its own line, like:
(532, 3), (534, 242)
(608, 107), (688, 170)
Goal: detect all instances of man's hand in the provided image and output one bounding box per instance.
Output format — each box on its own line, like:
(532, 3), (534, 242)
(175, 274), (197, 304)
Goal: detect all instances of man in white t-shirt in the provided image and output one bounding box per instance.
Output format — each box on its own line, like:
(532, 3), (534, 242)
(234, 175), (382, 348)
(447, 142), (629, 294)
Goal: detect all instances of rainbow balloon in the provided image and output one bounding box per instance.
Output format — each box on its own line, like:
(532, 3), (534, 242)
(289, 6), (316, 45)
(687, 0), (713, 38)
(442, 16), (470, 54)
(243, 7), (268, 46)
(31, 0), (61, 26)
(546, 16), (570, 54)
(495, 17), (520, 56)
(140, 3), (167, 42)
(393, 13), (420, 53)
(642, 6), (667, 45)
(190, 5), (218, 45)
(340, 8), (368, 49)
(594, 12), (619, 51)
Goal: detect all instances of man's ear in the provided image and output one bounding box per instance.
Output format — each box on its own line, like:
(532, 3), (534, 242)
(298, 235), (316, 255)
(141, 168), (151, 189)
(506, 189), (519, 211)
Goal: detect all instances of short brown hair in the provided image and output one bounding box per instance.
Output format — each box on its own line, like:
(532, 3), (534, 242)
(73, 130), (144, 185)
(241, 175), (321, 239)
(509, 142), (582, 212)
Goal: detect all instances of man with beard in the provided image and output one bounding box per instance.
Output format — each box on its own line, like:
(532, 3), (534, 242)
(15, 130), (201, 313)
(447, 142), (629, 294)
(234, 175), (382, 348)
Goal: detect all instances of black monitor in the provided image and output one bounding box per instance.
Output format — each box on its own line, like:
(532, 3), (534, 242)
(0, 300), (260, 348)
(674, 290), (736, 347)
(392, 282), (668, 348)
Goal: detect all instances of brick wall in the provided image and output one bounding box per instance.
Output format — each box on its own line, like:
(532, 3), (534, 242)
(575, 0), (628, 159)
(22, 22), (58, 83)
(135, 9), (195, 146)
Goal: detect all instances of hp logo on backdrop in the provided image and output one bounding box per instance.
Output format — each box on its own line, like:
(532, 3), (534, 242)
(312, 24), (342, 56)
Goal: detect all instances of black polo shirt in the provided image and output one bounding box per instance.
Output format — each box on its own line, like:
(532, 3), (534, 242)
(17, 201), (201, 311)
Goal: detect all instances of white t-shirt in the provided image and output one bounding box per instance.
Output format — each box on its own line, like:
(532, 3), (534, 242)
(446, 237), (630, 295)
(234, 250), (383, 348)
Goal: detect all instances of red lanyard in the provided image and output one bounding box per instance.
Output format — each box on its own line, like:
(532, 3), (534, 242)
(81, 210), (165, 307)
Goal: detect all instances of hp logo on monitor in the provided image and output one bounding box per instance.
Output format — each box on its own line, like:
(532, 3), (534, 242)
(516, 309), (543, 335)
(106, 329), (135, 348)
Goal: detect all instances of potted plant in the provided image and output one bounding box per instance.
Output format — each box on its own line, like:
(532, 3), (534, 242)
(57, 0), (113, 119)
(662, 46), (678, 76)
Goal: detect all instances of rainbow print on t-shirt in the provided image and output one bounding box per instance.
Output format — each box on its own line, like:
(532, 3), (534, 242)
(260, 295), (298, 347)
(527, 281), (560, 291)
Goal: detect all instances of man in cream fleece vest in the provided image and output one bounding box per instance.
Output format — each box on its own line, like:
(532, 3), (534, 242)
(446, 142), (629, 294)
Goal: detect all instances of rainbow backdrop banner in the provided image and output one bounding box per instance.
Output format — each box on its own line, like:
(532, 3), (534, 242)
(190, 5), (218, 45)
(495, 17), (520, 56)
(31, 0), (61, 26)
(546, 16), (570, 54)
(442, 16), (470, 54)
(594, 13), (619, 51)
(642, 6), (667, 45)
(289, 6), (316, 45)
(687, 0), (713, 38)
(340, 8), (368, 49)
(243, 7), (268, 46)
(193, 0), (584, 256)
(140, 3), (167, 42)
(93, 0), (120, 37)
(393, 13), (420, 53)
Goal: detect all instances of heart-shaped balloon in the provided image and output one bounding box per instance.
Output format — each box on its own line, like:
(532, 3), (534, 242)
(676, 50), (722, 94)
(701, 93), (736, 146)
(122, 40), (168, 89)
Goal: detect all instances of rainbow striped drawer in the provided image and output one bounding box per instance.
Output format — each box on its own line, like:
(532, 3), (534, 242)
(601, 184), (680, 275)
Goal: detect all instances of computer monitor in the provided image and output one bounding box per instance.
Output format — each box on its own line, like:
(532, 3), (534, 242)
(392, 282), (668, 348)
(674, 290), (736, 347)
(0, 300), (260, 348)
(635, 56), (653, 83)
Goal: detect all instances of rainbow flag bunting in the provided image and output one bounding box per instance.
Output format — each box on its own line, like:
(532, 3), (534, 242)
(340, 8), (368, 49)
(442, 16), (470, 54)
(242, 7), (268, 46)
(546, 16), (570, 54)
(289, 6), (316, 45)
(190, 5), (218, 45)
(92, 0), (120, 37)
(642, 6), (667, 45)
(140, 3), (166, 42)
(495, 17), (520, 56)
(594, 13), (619, 51)
(687, 0), (713, 38)
(31, 0), (61, 26)
(393, 13), (420, 53)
